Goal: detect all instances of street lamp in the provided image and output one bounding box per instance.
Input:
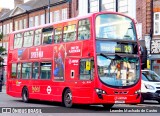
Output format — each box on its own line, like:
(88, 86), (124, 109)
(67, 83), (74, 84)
(48, 0), (51, 23)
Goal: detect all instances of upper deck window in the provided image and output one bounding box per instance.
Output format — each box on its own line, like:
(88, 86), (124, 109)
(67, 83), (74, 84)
(54, 28), (62, 43)
(63, 25), (76, 42)
(96, 14), (136, 40)
(78, 19), (90, 40)
(34, 29), (41, 46)
(42, 27), (53, 44)
(23, 31), (34, 47)
(14, 33), (23, 49)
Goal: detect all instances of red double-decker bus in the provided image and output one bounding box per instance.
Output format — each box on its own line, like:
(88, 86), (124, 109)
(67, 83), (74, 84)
(7, 11), (141, 108)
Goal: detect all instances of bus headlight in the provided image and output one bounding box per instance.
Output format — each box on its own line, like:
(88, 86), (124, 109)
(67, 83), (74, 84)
(135, 89), (141, 94)
(95, 88), (106, 94)
(145, 84), (155, 90)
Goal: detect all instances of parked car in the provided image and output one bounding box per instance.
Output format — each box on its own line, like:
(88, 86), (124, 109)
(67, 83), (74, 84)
(141, 70), (160, 103)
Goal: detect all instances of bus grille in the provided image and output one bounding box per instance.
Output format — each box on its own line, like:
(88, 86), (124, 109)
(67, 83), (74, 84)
(114, 91), (128, 94)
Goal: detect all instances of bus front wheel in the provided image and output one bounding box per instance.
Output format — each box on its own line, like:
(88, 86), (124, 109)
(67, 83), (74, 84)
(63, 89), (72, 108)
(22, 87), (29, 103)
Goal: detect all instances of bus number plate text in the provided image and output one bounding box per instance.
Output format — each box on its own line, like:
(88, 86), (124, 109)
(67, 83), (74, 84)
(115, 100), (125, 103)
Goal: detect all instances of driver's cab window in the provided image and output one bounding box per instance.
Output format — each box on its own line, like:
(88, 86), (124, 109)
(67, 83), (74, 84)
(79, 59), (93, 80)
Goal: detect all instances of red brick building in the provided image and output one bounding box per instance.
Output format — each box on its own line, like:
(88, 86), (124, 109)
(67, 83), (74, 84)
(148, 0), (160, 75)
(0, 0), (78, 50)
(136, 0), (153, 40)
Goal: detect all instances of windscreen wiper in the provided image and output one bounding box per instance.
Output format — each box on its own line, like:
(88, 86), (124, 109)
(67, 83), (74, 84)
(100, 53), (122, 60)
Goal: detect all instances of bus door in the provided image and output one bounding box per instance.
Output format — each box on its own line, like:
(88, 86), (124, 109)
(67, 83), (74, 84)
(65, 58), (93, 102)
(78, 59), (94, 101)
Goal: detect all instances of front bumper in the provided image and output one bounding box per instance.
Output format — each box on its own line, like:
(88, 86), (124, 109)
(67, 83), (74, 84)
(142, 92), (160, 100)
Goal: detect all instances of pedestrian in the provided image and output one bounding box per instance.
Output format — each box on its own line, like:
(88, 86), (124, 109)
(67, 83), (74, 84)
(0, 74), (3, 92)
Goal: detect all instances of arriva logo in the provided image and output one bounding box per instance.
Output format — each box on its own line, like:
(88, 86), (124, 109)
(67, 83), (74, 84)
(114, 96), (127, 100)
(31, 48), (43, 58)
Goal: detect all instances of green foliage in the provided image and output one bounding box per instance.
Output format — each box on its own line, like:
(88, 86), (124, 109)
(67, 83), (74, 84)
(0, 33), (3, 40)
(0, 33), (6, 66)
(0, 46), (6, 53)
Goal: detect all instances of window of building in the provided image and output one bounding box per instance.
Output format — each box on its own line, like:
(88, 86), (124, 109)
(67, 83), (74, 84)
(78, 19), (90, 40)
(14, 33), (23, 49)
(118, 0), (128, 13)
(88, 0), (128, 13)
(54, 10), (60, 22)
(29, 17), (34, 27)
(46, 12), (49, 24)
(7, 24), (10, 34)
(63, 25), (76, 42)
(154, 12), (160, 35)
(42, 27), (53, 44)
(19, 20), (23, 30)
(41, 14), (45, 25)
(50, 12), (53, 23)
(17, 63), (21, 79)
(89, 0), (99, 13)
(62, 8), (67, 20)
(10, 23), (12, 33)
(24, 19), (27, 29)
(35, 15), (39, 27)
(3, 24), (6, 35)
(23, 31), (34, 47)
(102, 0), (115, 11)
(15, 21), (18, 31)
(32, 62), (39, 79)
(54, 28), (62, 43)
(34, 29), (41, 46)
(40, 62), (52, 79)
(11, 63), (17, 79)
(22, 63), (32, 79)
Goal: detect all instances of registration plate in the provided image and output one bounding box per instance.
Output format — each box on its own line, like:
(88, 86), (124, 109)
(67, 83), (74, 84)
(115, 100), (125, 103)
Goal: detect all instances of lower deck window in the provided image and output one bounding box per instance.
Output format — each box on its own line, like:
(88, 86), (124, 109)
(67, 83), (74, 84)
(40, 62), (52, 79)
(22, 63), (32, 79)
(11, 64), (17, 79)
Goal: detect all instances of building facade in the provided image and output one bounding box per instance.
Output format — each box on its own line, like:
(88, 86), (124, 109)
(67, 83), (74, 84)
(149, 0), (160, 75)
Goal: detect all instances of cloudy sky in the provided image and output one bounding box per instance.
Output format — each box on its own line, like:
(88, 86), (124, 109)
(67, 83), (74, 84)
(0, 0), (30, 9)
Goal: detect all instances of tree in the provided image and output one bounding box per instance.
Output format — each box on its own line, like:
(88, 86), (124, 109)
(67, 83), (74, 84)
(0, 33), (6, 67)
(0, 33), (3, 41)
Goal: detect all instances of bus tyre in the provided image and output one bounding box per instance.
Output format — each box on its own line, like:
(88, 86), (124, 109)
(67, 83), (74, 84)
(22, 87), (29, 103)
(63, 89), (72, 108)
(102, 104), (114, 109)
